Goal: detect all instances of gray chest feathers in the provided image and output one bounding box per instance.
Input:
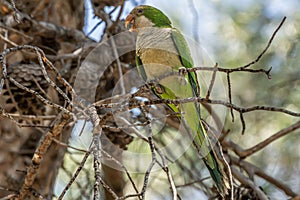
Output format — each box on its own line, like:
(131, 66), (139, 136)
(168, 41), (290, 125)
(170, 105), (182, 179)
(136, 27), (184, 81)
(136, 27), (182, 69)
(136, 27), (179, 58)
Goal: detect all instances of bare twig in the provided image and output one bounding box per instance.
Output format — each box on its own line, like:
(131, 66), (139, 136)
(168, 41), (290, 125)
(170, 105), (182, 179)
(140, 136), (156, 200)
(58, 150), (91, 200)
(6, 114), (56, 120)
(17, 113), (70, 199)
(205, 63), (218, 100)
(229, 120), (300, 158)
(110, 96), (300, 118)
(140, 105), (156, 200)
(4, 78), (21, 113)
(231, 167), (269, 200)
(9, 0), (21, 23)
(215, 139), (233, 200)
(100, 149), (140, 198)
(230, 155), (298, 197)
(238, 17), (286, 69)
(239, 112), (246, 135)
(52, 138), (87, 153)
(0, 32), (18, 46)
(110, 33), (126, 95)
(108, 0), (126, 32)
(227, 72), (234, 122)
(189, 65), (272, 78)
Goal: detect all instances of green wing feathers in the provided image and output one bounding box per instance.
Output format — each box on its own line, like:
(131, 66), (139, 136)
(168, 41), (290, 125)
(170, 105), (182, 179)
(170, 28), (194, 69)
(171, 28), (200, 97)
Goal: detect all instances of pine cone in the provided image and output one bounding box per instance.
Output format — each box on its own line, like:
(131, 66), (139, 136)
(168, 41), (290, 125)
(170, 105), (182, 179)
(1, 63), (49, 116)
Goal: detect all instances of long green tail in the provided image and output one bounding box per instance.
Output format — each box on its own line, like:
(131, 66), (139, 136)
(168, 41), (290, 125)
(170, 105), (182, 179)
(181, 100), (229, 196)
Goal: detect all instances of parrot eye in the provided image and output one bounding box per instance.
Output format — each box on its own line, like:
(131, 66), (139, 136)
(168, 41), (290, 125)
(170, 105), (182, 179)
(137, 9), (143, 15)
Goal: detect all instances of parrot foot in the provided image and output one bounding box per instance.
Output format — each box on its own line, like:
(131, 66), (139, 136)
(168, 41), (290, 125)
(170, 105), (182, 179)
(177, 67), (188, 85)
(152, 83), (164, 94)
(178, 67), (187, 76)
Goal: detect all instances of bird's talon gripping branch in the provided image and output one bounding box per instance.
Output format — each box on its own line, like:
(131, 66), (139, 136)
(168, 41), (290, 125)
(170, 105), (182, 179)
(153, 84), (164, 94)
(178, 67), (187, 76)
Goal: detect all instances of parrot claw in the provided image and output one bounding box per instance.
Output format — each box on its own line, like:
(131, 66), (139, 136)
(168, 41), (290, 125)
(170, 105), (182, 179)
(178, 67), (187, 76)
(153, 84), (164, 94)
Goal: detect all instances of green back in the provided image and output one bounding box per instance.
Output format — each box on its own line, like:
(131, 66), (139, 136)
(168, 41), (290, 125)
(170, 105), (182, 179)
(171, 28), (200, 97)
(142, 6), (172, 28)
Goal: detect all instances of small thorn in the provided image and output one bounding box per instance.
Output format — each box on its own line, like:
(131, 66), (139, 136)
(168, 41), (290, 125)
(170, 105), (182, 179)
(266, 67), (272, 79)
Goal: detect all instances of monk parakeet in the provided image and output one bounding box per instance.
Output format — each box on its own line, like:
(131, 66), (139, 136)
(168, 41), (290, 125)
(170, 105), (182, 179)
(125, 5), (229, 196)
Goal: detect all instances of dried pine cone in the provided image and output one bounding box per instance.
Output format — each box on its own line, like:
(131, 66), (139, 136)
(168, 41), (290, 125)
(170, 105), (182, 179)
(1, 63), (49, 115)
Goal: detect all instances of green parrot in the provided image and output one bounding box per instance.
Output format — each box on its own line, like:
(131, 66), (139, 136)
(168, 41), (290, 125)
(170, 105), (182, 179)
(125, 5), (229, 196)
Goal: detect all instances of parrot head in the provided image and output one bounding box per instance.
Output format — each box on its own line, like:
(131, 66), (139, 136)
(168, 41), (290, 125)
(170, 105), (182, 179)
(125, 5), (172, 32)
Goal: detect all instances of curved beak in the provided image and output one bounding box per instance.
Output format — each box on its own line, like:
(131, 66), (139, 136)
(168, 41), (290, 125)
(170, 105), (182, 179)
(125, 13), (135, 32)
